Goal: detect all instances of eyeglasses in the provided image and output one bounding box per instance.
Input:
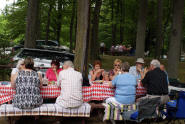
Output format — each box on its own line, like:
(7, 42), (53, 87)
(114, 64), (120, 67)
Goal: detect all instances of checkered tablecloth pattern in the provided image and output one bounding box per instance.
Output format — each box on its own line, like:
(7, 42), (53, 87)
(82, 84), (115, 101)
(0, 82), (115, 104)
(0, 103), (91, 117)
(136, 81), (146, 98)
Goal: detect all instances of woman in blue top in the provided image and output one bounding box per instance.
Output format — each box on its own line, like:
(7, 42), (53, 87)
(106, 62), (137, 104)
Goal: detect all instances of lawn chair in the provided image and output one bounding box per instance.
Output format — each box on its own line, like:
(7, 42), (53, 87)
(120, 97), (161, 123)
(166, 91), (185, 119)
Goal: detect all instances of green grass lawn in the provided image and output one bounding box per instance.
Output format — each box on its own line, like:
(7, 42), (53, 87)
(100, 55), (185, 82)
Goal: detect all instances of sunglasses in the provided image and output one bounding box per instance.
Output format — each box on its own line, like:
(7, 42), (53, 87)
(114, 64), (120, 67)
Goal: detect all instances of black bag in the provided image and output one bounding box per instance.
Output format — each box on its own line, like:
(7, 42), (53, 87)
(169, 78), (185, 88)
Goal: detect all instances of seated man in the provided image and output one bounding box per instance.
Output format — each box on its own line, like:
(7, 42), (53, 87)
(56, 61), (83, 108)
(141, 59), (169, 104)
(106, 62), (137, 104)
(129, 58), (145, 80)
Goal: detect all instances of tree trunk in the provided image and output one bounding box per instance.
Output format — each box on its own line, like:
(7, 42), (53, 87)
(89, 0), (102, 63)
(155, 0), (163, 59)
(74, 0), (90, 74)
(36, 7), (41, 40)
(45, 3), (53, 42)
(25, 0), (40, 48)
(111, 0), (116, 45)
(135, 0), (147, 58)
(162, 0), (172, 55)
(56, 0), (62, 45)
(120, 0), (125, 43)
(69, 0), (76, 52)
(167, 0), (184, 79)
(74, 11), (77, 49)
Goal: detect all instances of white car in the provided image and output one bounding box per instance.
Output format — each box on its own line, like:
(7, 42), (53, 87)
(12, 48), (74, 69)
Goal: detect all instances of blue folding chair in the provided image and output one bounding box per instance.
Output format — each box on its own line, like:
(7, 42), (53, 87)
(167, 91), (185, 119)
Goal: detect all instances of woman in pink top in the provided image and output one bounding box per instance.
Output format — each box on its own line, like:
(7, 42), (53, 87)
(46, 59), (62, 81)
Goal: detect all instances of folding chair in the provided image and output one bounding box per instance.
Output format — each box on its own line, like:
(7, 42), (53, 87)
(166, 91), (185, 119)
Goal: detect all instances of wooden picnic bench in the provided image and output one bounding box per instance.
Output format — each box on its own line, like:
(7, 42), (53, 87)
(0, 103), (91, 124)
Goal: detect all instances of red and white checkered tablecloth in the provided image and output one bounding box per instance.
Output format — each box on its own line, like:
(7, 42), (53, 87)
(82, 84), (115, 101)
(0, 85), (62, 104)
(136, 81), (147, 98)
(0, 82), (115, 104)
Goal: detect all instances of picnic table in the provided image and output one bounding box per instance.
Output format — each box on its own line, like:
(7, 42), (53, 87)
(0, 80), (150, 105)
(0, 81), (115, 104)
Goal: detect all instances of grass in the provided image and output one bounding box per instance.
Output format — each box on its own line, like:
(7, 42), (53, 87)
(100, 55), (185, 82)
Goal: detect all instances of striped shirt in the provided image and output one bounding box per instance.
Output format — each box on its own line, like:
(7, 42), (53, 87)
(56, 68), (83, 108)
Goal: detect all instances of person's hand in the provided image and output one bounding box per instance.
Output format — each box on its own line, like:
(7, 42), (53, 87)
(96, 69), (104, 73)
(144, 67), (148, 74)
(115, 69), (121, 75)
(53, 68), (57, 72)
(136, 66), (142, 73)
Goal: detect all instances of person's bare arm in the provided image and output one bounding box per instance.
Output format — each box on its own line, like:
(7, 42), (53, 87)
(110, 70), (119, 80)
(38, 73), (43, 88)
(11, 72), (18, 88)
(140, 67), (148, 79)
(90, 70), (97, 81)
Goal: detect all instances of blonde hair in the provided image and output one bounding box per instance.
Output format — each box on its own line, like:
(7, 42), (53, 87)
(114, 59), (122, 65)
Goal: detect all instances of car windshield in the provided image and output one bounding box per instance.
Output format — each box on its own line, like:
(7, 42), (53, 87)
(17, 49), (74, 62)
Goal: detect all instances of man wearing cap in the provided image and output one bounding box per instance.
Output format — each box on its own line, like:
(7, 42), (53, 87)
(129, 58), (145, 80)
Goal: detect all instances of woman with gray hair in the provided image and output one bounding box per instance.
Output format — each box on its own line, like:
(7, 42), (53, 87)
(106, 62), (137, 104)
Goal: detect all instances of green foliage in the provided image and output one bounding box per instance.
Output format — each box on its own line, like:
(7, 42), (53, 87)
(0, 0), (184, 54)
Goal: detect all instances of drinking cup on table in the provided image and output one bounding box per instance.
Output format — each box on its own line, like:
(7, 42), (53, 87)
(43, 78), (48, 86)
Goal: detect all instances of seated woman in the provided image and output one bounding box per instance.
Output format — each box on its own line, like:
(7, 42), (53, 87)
(106, 62), (137, 104)
(102, 71), (111, 85)
(11, 57), (43, 109)
(109, 59), (123, 80)
(89, 60), (104, 81)
(10, 59), (24, 83)
(46, 59), (62, 81)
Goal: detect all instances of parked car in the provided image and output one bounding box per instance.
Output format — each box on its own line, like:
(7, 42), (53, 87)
(12, 48), (74, 69)
(0, 47), (12, 55)
(12, 40), (69, 52)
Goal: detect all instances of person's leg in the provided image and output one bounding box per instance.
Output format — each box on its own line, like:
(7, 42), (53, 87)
(106, 97), (121, 104)
(160, 95), (170, 105)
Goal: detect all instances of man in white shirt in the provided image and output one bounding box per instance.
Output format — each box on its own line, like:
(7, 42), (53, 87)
(56, 61), (83, 108)
(129, 58), (145, 80)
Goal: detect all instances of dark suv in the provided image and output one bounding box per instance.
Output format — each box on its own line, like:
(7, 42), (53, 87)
(12, 40), (59, 52)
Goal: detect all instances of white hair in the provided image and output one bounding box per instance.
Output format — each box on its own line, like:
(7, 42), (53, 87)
(150, 59), (160, 68)
(16, 59), (24, 70)
(63, 60), (74, 68)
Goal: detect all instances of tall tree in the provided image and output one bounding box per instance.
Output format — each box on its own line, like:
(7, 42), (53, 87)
(25, 0), (40, 48)
(69, 0), (76, 52)
(74, 0), (90, 73)
(135, 0), (147, 58)
(111, 0), (116, 45)
(45, 2), (53, 42)
(120, 0), (125, 43)
(167, 0), (184, 79)
(89, 0), (102, 62)
(155, 0), (163, 59)
(56, 0), (63, 44)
